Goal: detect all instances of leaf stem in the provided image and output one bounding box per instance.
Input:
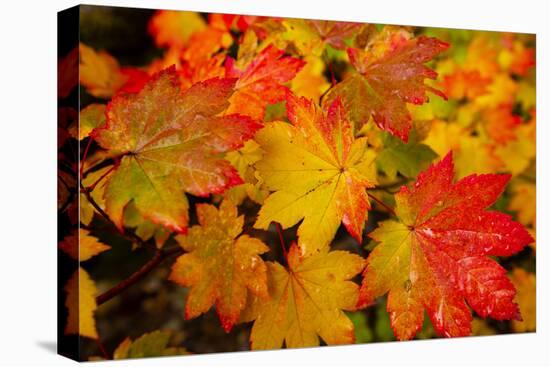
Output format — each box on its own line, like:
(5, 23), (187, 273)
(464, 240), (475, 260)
(274, 222), (288, 262)
(87, 164), (117, 191)
(368, 192), (396, 217)
(80, 137), (94, 179)
(80, 182), (146, 247)
(96, 246), (183, 306)
(95, 337), (110, 360)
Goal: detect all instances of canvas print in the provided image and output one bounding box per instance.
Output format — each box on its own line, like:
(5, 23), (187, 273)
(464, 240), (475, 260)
(57, 4), (536, 361)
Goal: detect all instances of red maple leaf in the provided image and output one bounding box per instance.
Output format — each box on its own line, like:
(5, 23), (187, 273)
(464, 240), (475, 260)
(358, 152), (533, 340)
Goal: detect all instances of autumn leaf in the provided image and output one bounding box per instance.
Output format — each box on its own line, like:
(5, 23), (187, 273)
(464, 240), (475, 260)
(123, 202), (170, 249)
(74, 104), (106, 141)
(148, 10), (206, 48)
(224, 140), (268, 205)
(59, 228), (111, 261)
(80, 165), (114, 226)
(93, 67), (261, 233)
(64, 268), (99, 339)
(510, 268), (536, 332)
(225, 44), (305, 120)
(494, 116), (536, 175)
(324, 31), (448, 141)
(377, 130), (437, 179)
(243, 243), (365, 349)
(442, 70), (491, 100)
(482, 104), (521, 145)
(181, 14), (233, 69)
(281, 19), (362, 56)
(79, 43), (149, 98)
(170, 200), (269, 332)
(358, 152), (533, 340)
(291, 55), (330, 101)
(113, 331), (188, 359)
(509, 181), (536, 228)
(254, 93), (377, 256)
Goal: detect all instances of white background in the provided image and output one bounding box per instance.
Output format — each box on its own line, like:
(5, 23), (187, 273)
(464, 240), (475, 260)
(0, 0), (547, 365)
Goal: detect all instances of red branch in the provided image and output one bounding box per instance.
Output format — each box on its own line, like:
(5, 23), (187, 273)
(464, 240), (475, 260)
(368, 192), (397, 216)
(96, 246), (183, 306)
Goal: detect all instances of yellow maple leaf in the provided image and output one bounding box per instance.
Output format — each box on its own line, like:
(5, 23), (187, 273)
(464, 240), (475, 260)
(243, 244), (365, 349)
(291, 55), (330, 102)
(148, 10), (206, 48)
(170, 200), (269, 332)
(509, 182), (536, 227)
(224, 140), (268, 205)
(495, 118), (536, 175)
(64, 268), (99, 339)
(510, 268), (536, 332)
(58, 228), (111, 262)
(254, 94), (377, 255)
(79, 43), (127, 98)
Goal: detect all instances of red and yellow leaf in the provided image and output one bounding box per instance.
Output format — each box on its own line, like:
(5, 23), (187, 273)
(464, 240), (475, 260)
(358, 152), (533, 340)
(254, 93), (377, 255)
(226, 45), (305, 120)
(510, 268), (536, 332)
(244, 244), (365, 349)
(325, 30), (448, 141)
(93, 67), (261, 233)
(64, 268), (99, 339)
(59, 228), (111, 261)
(148, 10), (206, 48)
(170, 200), (269, 332)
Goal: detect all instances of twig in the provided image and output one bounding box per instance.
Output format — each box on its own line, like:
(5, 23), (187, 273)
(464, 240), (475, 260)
(80, 137), (94, 179)
(274, 222), (287, 262)
(87, 164), (116, 191)
(368, 192), (396, 216)
(373, 178), (409, 191)
(95, 337), (110, 360)
(80, 182), (146, 247)
(96, 246), (183, 306)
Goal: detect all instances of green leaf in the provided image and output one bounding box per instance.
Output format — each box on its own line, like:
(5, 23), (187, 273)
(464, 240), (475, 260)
(377, 131), (437, 179)
(347, 311), (373, 343)
(116, 331), (187, 359)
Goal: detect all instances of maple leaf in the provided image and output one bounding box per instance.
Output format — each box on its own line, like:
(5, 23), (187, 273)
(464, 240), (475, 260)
(282, 19), (362, 56)
(377, 130), (437, 179)
(510, 268), (536, 332)
(324, 32), (449, 141)
(93, 67), (261, 233)
(148, 10), (206, 48)
(509, 182), (536, 228)
(64, 268), (98, 339)
(482, 104), (522, 145)
(358, 152), (533, 340)
(442, 69), (492, 100)
(291, 55), (330, 101)
(59, 229), (111, 261)
(61, 229), (109, 340)
(181, 14), (233, 69)
(75, 104), (106, 141)
(243, 243), (365, 350)
(79, 43), (149, 98)
(170, 200), (269, 332)
(112, 331), (188, 359)
(254, 93), (377, 256)
(225, 44), (305, 120)
(224, 140), (268, 205)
